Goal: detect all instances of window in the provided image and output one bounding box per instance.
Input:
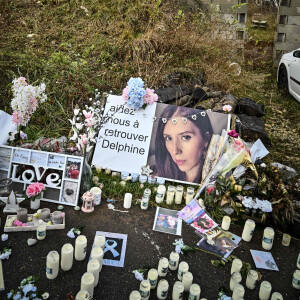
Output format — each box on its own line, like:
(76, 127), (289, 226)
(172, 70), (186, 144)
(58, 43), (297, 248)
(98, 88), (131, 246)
(238, 13), (246, 23)
(279, 15), (288, 24)
(277, 33), (286, 42)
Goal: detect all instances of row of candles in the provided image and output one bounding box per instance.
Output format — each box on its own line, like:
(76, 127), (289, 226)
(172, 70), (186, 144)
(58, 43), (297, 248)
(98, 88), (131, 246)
(45, 234), (107, 299)
(130, 251), (206, 300)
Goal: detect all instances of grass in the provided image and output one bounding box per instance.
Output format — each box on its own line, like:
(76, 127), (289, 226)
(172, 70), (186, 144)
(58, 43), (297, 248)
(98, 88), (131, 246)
(0, 0), (299, 170)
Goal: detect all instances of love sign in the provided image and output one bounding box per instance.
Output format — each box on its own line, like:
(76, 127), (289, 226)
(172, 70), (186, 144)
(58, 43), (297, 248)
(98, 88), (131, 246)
(0, 146), (84, 206)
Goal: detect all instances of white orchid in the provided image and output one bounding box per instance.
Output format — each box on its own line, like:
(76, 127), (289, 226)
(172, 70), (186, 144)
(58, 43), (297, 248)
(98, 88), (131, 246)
(74, 108), (80, 116)
(68, 117), (76, 126)
(75, 123), (84, 130)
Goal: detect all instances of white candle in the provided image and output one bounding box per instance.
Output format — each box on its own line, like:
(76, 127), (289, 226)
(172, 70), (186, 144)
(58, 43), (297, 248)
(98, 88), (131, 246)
(221, 216), (231, 231)
(87, 259), (100, 287)
(230, 272), (242, 291)
(293, 269), (300, 289)
(231, 258), (242, 274)
(156, 185), (166, 204)
(75, 290), (90, 300)
(141, 189), (150, 210)
(282, 233), (291, 246)
(262, 227), (275, 250)
(182, 271), (193, 292)
(124, 193), (133, 209)
(172, 281), (184, 300)
(147, 268), (158, 289)
(259, 281), (272, 300)
(139, 279), (151, 300)
(94, 235), (106, 250)
(242, 219), (255, 242)
(175, 186), (183, 205)
(232, 284), (245, 300)
(185, 187), (194, 205)
(36, 220), (46, 240)
(297, 253), (300, 269)
(46, 251), (59, 280)
(166, 185), (175, 205)
(129, 290), (142, 300)
(90, 187), (102, 205)
(91, 246), (104, 265)
(75, 235), (87, 261)
(158, 257), (169, 277)
(189, 283), (201, 300)
(178, 261), (189, 281)
(169, 251), (180, 271)
(61, 243), (74, 271)
(270, 292), (283, 300)
(246, 270), (258, 290)
(0, 260), (4, 291)
(80, 272), (95, 297)
(157, 279), (169, 300)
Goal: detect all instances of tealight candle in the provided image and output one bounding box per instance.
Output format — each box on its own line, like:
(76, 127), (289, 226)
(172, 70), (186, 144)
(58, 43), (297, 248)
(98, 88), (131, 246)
(169, 251), (180, 270)
(262, 227), (275, 250)
(246, 270), (258, 290)
(158, 257), (169, 277)
(282, 233), (291, 246)
(90, 187), (102, 205)
(172, 281), (184, 300)
(94, 235), (106, 249)
(270, 292), (283, 300)
(178, 261), (189, 281)
(231, 259), (242, 274)
(242, 219), (255, 242)
(139, 279), (151, 300)
(129, 290), (142, 300)
(40, 208), (51, 221)
(131, 173), (139, 182)
(232, 284), (245, 300)
(81, 272), (95, 297)
(139, 175), (147, 183)
(17, 208), (27, 223)
(147, 268), (158, 289)
(156, 185), (166, 204)
(175, 185), (183, 205)
(185, 187), (194, 205)
(87, 259), (100, 287)
(157, 279), (169, 300)
(221, 216), (231, 231)
(46, 251), (59, 280)
(259, 281), (272, 300)
(182, 271), (193, 292)
(230, 272), (242, 291)
(91, 246), (104, 265)
(75, 235), (87, 261)
(124, 193), (133, 209)
(52, 211), (63, 224)
(293, 269), (300, 289)
(166, 185), (175, 205)
(61, 243), (74, 271)
(297, 253), (300, 269)
(189, 283), (201, 300)
(75, 290), (90, 300)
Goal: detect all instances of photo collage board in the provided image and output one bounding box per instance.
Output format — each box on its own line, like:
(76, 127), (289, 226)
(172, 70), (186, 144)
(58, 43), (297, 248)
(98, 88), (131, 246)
(0, 145), (84, 206)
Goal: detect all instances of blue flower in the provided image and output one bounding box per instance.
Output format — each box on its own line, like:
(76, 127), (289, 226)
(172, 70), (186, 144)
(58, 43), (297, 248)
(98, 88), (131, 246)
(127, 77), (144, 88)
(22, 283), (35, 296)
(7, 292), (12, 298)
(13, 293), (21, 300)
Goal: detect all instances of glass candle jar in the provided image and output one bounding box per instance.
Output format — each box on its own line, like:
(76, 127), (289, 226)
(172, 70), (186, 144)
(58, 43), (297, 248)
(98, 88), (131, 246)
(52, 211), (63, 224)
(166, 185), (175, 205)
(169, 251), (180, 271)
(259, 281), (272, 300)
(87, 259), (100, 287)
(141, 196), (149, 210)
(46, 251), (60, 280)
(147, 268), (158, 289)
(246, 270), (258, 290)
(292, 269), (300, 289)
(182, 271), (193, 292)
(75, 235), (87, 261)
(172, 281), (184, 300)
(156, 185), (166, 204)
(230, 272), (242, 291)
(262, 227), (275, 250)
(185, 187), (195, 205)
(282, 233), (291, 246)
(129, 290), (141, 300)
(17, 208), (27, 223)
(270, 292), (283, 300)
(139, 280), (151, 300)
(157, 279), (169, 300)
(94, 235), (106, 249)
(242, 219), (255, 242)
(80, 272), (95, 298)
(124, 193), (133, 209)
(189, 283), (201, 300)
(178, 261), (189, 281)
(231, 258), (243, 274)
(232, 284), (245, 300)
(158, 257), (169, 277)
(40, 208), (51, 221)
(221, 216), (231, 231)
(175, 185), (184, 205)
(139, 175), (147, 183)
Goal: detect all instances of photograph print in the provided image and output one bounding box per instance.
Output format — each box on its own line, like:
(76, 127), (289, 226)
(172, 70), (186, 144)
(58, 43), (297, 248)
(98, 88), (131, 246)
(65, 157), (81, 179)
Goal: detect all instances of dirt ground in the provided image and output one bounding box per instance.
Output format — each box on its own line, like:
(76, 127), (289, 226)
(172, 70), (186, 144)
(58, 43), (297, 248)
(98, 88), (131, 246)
(0, 199), (300, 300)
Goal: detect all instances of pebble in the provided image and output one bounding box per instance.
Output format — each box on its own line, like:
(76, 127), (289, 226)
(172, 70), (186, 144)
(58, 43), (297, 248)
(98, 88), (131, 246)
(1, 234), (8, 241)
(27, 238), (38, 246)
(57, 205), (64, 210)
(74, 206), (80, 211)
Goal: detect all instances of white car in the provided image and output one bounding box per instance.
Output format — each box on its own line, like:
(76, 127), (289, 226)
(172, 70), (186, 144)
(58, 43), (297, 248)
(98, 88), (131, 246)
(277, 48), (300, 102)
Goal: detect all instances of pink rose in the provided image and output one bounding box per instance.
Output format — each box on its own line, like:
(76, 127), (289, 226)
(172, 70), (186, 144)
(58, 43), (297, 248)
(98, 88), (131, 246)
(26, 185), (36, 198)
(206, 186), (214, 195)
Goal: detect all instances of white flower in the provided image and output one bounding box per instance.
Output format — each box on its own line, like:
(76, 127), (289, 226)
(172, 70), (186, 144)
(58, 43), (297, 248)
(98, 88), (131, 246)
(173, 238), (185, 254)
(75, 123), (83, 130)
(74, 108), (80, 116)
(68, 117), (76, 126)
(242, 196), (255, 209)
(70, 131), (78, 141)
(133, 270), (144, 281)
(67, 229), (75, 238)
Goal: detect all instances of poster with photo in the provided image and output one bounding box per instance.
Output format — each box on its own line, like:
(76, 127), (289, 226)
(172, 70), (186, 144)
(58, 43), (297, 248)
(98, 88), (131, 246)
(92, 96), (230, 184)
(250, 250), (279, 271)
(65, 157), (81, 179)
(177, 199), (204, 224)
(153, 207), (182, 236)
(190, 210), (219, 234)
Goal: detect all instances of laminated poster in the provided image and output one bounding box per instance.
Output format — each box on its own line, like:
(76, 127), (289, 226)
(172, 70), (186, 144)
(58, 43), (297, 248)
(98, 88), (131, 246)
(250, 249), (279, 271)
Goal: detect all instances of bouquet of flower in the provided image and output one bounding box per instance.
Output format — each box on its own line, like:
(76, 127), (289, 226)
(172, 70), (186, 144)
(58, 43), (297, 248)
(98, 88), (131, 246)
(122, 77), (158, 110)
(26, 182), (45, 202)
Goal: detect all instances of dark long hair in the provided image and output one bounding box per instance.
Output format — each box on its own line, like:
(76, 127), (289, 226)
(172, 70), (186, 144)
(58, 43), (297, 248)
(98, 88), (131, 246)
(155, 105), (212, 183)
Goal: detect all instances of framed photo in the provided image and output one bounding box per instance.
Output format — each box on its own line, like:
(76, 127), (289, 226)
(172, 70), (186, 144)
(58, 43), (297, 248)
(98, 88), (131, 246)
(65, 157), (81, 179)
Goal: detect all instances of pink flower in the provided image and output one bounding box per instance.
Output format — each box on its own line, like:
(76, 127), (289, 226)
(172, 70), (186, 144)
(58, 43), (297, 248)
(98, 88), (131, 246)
(80, 134), (89, 145)
(83, 110), (94, 127)
(26, 185), (36, 198)
(18, 77), (27, 85)
(122, 86), (129, 101)
(223, 105), (232, 113)
(13, 220), (23, 226)
(20, 131), (28, 140)
(233, 139), (245, 152)
(143, 88), (158, 105)
(206, 186), (214, 195)
(228, 130), (239, 138)
(26, 182), (45, 198)
(12, 111), (24, 126)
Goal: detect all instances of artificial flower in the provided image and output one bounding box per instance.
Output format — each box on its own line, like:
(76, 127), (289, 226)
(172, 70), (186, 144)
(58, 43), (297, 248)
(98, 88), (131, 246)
(228, 130), (239, 138)
(144, 88), (158, 105)
(223, 105), (232, 113)
(122, 86), (130, 101)
(206, 186), (215, 195)
(20, 131), (28, 139)
(74, 108), (80, 116)
(132, 270), (144, 281)
(12, 111), (24, 126)
(67, 229), (75, 238)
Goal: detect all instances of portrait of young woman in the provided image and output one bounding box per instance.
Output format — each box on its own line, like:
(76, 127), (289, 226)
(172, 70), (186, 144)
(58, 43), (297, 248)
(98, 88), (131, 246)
(147, 103), (231, 184)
